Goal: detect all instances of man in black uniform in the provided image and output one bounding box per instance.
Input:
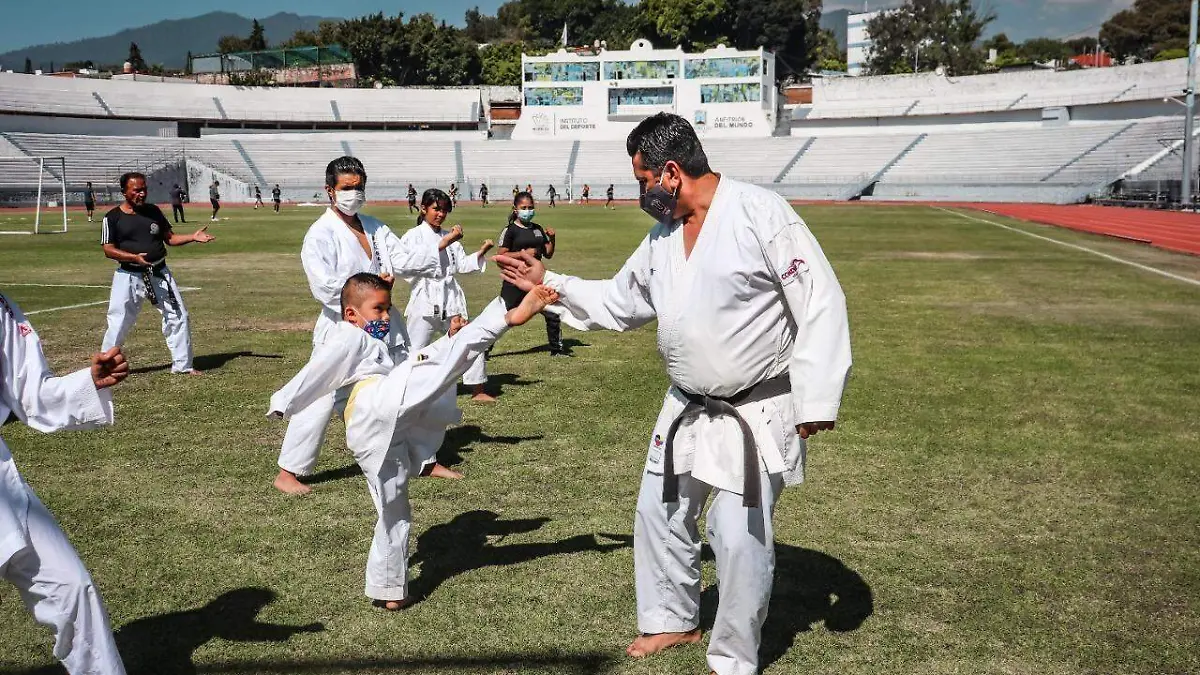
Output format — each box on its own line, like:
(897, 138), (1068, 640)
(83, 182), (96, 222)
(480, 182), (489, 207)
(272, 184), (282, 213)
(254, 185), (264, 209)
(605, 183), (615, 209)
(170, 183), (187, 223)
(209, 180), (221, 222)
(100, 172), (215, 375)
(546, 184), (557, 208)
(495, 193), (568, 356)
(407, 184), (418, 213)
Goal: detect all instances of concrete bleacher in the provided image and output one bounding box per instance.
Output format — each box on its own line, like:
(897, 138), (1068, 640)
(0, 72), (481, 124)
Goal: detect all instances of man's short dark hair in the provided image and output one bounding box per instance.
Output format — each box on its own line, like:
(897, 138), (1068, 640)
(326, 155), (367, 189)
(626, 112), (712, 178)
(340, 272), (391, 317)
(119, 172), (146, 190)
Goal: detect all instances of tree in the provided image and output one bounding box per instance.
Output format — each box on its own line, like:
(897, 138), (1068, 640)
(218, 35), (250, 54)
(480, 40), (527, 85)
(185, 51), (193, 75)
(1017, 37), (1072, 64)
(640, 0), (731, 51)
(127, 42), (147, 72)
(248, 19), (268, 51)
(1100, 0), (1190, 62)
(864, 0), (994, 76)
(281, 21), (343, 48)
(812, 28), (846, 72)
(466, 6), (505, 43)
(732, 0), (821, 80)
(23, 57), (32, 74)
(1066, 36), (1099, 54)
(982, 32), (1015, 55)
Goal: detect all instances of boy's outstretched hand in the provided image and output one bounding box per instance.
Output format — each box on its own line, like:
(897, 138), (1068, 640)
(505, 285), (559, 326)
(448, 315), (468, 337)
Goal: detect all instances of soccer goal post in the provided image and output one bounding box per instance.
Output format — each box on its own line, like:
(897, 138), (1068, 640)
(0, 156), (68, 235)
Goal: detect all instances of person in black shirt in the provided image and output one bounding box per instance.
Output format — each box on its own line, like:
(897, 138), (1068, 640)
(495, 191), (568, 356)
(479, 182), (489, 207)
(83, 182), (96, 222)
(101, 171), (215, 375)
(547, 184), (557, 208)
(605, 184), (615, 209)
(272, 184), (282, 213)
(253, 185), (264, 209)
(169, 183), (187, 223)
(209, 180), (221, 222)
(407, 184), (418, 213)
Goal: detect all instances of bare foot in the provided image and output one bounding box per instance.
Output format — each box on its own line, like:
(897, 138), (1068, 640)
(471, 391), (498, 403)
(179, 369), (203, 376)
(505, 285), (559, 326)
(423, 462), (463, 479)
(626, 629), (702, 658)
(371, 598), (413, 611)
(273, 469), (311, 495)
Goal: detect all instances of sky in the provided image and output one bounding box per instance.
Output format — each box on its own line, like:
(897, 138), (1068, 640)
(1, 0), (1136, 52)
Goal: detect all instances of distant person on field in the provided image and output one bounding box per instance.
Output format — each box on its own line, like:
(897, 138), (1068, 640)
(170, 183), (187, 223)
(582, 183), (591, 205)
(479, 182), (489, 207)
(272, 184), (282, 213)
(254, 185), (264, 209)
(407, 184), (418, 214)
(546, 184), (557, 208)
(448, 182), (459, 207)
(209, 180), (220, 221)
(101, 172), (215, 376)
(495, 190), (567, 356)
(83, 181), (96, 222)
(605, 183), (615, 209)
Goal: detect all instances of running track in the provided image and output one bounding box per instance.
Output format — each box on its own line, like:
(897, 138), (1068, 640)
(959, 204), (1200, 256)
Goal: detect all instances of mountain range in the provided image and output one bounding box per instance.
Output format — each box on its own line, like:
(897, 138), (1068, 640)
(0, 12), (333, 71)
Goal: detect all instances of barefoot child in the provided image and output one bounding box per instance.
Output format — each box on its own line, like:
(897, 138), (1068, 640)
(268, 273), (558, 609)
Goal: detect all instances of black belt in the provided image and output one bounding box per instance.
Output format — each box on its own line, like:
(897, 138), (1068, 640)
(120, 261), (179, 310)
(663, 374), (791, 509)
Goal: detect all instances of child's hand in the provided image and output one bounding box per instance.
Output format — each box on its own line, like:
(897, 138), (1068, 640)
(448, 315), (468, 337)
(545, 227), (556, 238)
(379, 273), (395, 287)
(447, 224), (464, 241)
(479, 239), (494, 254)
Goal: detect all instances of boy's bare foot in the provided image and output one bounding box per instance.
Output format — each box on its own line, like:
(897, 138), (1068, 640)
(273, 469), (311, 495)
(626, 629), (702, 658)
(471, 383), (497, 403)
(421, 462), (463, 479)
(505, 285), (559, 326)
(178, 369), (203, 376)
(371, 598), (413, 611)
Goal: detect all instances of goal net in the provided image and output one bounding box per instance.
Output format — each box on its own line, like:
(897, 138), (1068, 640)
(0, 156), (68, 235)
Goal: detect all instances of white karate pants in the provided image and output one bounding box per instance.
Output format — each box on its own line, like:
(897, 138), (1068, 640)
(101, 268), (192, 374)
(357, 442), (413, 602)
(405, 315), (487, 387)
(275, 344), (408, 477)
(634, 469), (783, 675)
(1, 487), (126, 675)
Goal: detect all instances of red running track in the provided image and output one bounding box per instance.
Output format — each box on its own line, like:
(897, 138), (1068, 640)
(960, 203), (1200, 256)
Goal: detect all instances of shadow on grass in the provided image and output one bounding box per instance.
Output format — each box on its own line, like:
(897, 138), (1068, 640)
(408, 509), (632, 605)
(302, 463), (361, 486)
(487, 337), (590, 359)
(16, 588), (322, 675)
(699, 544), (873, 671)
(439, 424), (544, 468)
(455, 372), (541, 397)
(130, 351), (282, 375)
(189, 651), (618, 673)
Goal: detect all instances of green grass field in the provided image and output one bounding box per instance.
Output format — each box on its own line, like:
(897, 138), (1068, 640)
(0, 201), (1198, 675)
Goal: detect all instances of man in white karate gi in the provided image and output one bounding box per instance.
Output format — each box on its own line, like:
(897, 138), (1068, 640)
(274, 157), (457, 495)
(397, 188), (494, 403)
(1, 291), (130, 674)
(496, 112), (852, 675)
(100, 172), (215, 376)
(269, 273), (558, 609)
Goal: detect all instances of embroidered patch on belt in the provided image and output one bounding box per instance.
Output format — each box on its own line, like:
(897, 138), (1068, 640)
(653, 433), (664, 447)
(416, 353), (430, 362)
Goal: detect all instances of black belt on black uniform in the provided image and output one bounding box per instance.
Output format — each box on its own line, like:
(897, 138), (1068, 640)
(662, 373), (791, 509)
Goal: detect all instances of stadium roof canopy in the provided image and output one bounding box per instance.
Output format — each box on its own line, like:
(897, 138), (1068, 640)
(191, 45), (352, 74)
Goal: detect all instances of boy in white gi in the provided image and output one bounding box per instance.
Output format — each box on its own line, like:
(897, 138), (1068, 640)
(398, 188), (495, 404)
(497, 113), (852, 675)
(100, 171), (215, 376)
(268, 273), (558, 609)
(273, 157), (458, 495)
(1, 292), (130, 674)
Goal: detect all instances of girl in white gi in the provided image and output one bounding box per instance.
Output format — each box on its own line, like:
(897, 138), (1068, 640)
(273, 157), (458, 496)
(496, 113), (852, 675)
(1, 292), (130, 674)
(398, 188), (495, 403)
(268, 273), (558, 609)
(100, 171), (215, 376)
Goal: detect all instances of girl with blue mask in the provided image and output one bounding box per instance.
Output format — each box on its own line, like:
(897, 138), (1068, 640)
(492, 192), (569, 357)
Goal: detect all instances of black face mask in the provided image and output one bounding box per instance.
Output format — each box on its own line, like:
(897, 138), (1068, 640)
(639, 171), (678, 224)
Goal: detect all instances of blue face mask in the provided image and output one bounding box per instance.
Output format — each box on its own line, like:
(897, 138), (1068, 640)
(517, 208), (536, 223)
(363, 318), (390, 341)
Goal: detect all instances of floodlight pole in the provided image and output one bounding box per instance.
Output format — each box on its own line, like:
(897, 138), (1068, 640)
(1183, 0), (1198, 208)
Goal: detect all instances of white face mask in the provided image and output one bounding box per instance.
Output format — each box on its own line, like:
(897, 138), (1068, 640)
(333, 189), (366, 216)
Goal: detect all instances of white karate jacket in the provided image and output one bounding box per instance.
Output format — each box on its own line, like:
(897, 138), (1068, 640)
(396, 223), (486, 320)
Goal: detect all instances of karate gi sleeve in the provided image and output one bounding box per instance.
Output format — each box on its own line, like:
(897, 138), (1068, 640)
(268, 331), (368, 419)
(541, 235), (656, 332)
(0, 294), (113, 433)
(300, 230), (344, 316)
(393, 298), (509, 424)
(761, 206), (852, 425)
(451, 241), (486, 275)
(390, 226), (441, 279)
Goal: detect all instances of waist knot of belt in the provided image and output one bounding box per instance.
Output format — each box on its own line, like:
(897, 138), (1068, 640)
(663, 373), (790, 509)
(121, 260), (178, 310)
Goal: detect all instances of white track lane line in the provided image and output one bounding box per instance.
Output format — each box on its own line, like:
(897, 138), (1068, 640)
(931, 206), (1200, 289)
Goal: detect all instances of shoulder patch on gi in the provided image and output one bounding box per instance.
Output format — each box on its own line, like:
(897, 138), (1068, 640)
(779, 258), (807, 285)
(17, 323), (33, 337)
